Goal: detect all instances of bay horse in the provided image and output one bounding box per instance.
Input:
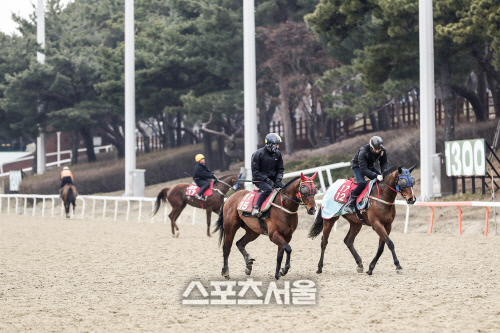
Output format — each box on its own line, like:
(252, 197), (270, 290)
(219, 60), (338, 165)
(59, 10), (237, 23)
(309, 166), (416, 275)
(151, 174), (240, 238)
(214, 172), (318, 280)
(61, 184), (78, 218)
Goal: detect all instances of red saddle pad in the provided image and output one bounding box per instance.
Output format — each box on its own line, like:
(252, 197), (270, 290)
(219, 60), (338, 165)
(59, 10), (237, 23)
(186, 182), (214, 197)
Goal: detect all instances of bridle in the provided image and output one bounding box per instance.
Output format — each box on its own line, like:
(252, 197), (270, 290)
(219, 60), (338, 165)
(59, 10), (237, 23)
(377, 169), (415, 203)
(270, 176), (317, 214)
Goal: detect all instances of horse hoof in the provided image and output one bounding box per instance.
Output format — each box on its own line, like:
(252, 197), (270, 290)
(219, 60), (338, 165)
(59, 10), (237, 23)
(245, 268), (252, 276)
(175, 230), (180, 238)
(222, 267), (230, 279)
(365, 270), (373, 275)
(357, 266), (364, 273)
(316, 269), (322, 274)
(280, 269), (288, 276)
(396, 269), (404, 275)
(275, 274), (281, 280)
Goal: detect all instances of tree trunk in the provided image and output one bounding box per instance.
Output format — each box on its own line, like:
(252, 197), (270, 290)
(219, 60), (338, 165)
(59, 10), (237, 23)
(369, 109), (379, 132)
(278, 69), (294, 154)
(81, 126), (97, 162)
(441, 60), (455, 141)
(203, 132), (214, 170)
(71, 130), (79, 165)
(176, 111), (183, 147)
(378, 104), (390, 131)
(487, 75), (500, 117)
(477, 70), (488, 121)
(394, 99), (405, 129)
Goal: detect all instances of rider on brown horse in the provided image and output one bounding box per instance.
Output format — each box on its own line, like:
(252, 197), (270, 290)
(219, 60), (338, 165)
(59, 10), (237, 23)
(193, 154), (217, 200)
(59, 166), (74, 197)
(344, 136), (388, 213)
(251, 133), (285, 217)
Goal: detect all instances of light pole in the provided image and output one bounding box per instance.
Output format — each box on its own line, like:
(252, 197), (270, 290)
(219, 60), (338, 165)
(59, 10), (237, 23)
(419, 0), (436, 201)
(243, 0), (258, 190)
(36, 0), (46, 174)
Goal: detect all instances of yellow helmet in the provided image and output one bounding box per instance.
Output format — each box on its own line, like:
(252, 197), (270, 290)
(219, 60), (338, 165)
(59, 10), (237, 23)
(63, 166), (69, 170)
(195, 154), (205, 162)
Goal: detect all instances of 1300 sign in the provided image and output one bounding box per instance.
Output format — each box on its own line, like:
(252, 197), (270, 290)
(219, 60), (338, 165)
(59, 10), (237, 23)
(445, 139), (486, 177)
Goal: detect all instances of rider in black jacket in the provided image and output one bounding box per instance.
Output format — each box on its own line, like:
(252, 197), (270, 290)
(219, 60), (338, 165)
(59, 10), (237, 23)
(344, 136), (388, 213)
(193, 154), (217, 200)
(251, 133), (285, 217)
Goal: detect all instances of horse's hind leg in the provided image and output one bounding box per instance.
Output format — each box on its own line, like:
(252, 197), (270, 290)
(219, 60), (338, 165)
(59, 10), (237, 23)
(367, 221), (402, 275)
(222, 223), (239, 279)
(72, 201), (76, 217)
(316, 217), (337, 274)
(169, 203), (186, 238)
(343, 217), (364, 273)
(236, 228), (259, 275)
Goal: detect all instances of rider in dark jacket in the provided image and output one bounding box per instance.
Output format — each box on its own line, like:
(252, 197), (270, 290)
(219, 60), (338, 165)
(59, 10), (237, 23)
(344, 136), (388, 213)
(251, 133), (285, 217)
(193, 154), (217, 200)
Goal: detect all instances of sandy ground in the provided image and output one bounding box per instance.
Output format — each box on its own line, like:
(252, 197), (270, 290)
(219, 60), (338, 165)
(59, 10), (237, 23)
(1, 213), (500, 333)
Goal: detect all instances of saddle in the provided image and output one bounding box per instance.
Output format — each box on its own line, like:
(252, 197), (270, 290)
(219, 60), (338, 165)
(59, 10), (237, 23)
(237, 189), (279, 218)
(186, 182), (214, 198)
(321, 178), (377, 219)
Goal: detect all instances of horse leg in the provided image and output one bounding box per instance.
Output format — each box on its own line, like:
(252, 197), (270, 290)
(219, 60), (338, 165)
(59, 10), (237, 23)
(168, 203), (186, 238)
(72, 200), (76, 217)
(317, 217), (337, 274)
(367, 220), (402, 275)
(65, 202), (70, 218)
(236, 228), (260, 275)
(222, 224), (239, 279)
(280, 234), (293, 276)
(343, 217), (364, 273)
(270, 231), (290, 280)
(205, 209), (212, 237)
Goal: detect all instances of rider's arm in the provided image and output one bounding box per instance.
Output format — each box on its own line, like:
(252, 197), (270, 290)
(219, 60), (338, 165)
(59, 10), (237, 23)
(251, 151), (266, 181)
(276, 153), (285, 181)
(359, 148), (377, 179)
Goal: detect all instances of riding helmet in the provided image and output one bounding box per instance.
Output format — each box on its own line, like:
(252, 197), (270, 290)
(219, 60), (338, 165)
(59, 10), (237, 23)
(195, 154), (205, 162)
(369, 136), (384, 153)
(265, 133), (282, 153)
(63, 166), (70, 170)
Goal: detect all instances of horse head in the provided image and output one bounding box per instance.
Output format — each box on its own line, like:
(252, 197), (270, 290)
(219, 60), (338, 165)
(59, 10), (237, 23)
(396, 165), (416, 205)
(297, 172), (318, 215)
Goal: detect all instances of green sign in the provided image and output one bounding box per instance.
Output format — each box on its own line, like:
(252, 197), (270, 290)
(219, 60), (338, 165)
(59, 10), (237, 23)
(445, 139), (486, 176)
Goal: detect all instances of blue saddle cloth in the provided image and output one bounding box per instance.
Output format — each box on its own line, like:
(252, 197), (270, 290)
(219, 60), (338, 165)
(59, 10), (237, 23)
(322, 179), (377, 218)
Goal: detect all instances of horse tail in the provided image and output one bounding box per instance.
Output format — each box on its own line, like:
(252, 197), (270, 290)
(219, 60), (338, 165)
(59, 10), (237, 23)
(308, 206), (324, 239)
(214, 201), (225, 247)
(151, 187), (169, 217)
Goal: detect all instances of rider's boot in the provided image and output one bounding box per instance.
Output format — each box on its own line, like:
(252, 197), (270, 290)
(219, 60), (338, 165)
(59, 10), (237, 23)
(195, 193), (203, 200)
(251, 205), (262, 217)
(343, 195), (358, 214)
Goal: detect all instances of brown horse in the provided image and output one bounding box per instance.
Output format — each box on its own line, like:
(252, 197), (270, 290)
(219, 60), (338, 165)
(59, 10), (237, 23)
(309, 166), (416, 275)
(152, 174), (240, 238)
(214, 173), (318, 280)
(61, 184), (78, 218)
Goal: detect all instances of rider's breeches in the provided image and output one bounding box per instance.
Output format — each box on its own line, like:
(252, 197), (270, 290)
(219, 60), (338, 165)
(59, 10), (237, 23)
(254, 182), (273, 209)
(61, 177), (73, 188)
(196, 180), (210, 196)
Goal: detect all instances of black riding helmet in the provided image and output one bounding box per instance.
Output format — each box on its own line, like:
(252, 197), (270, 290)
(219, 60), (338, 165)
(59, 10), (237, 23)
(265, 133), (282, 153)
(369, 136), (384, 154)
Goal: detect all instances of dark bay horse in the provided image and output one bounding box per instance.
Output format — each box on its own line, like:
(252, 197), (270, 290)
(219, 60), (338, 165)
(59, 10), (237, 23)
(152, 174), (240, 238)
(215, 173), (318, 280)
(309, 166), (416, 275)
(61, 184), (78, 218)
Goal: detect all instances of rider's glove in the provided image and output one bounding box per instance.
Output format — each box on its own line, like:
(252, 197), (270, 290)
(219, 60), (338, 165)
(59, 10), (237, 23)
(265, 178), (275, 187)
(276, 180), (285, 188)
(376, 174), (383, 181)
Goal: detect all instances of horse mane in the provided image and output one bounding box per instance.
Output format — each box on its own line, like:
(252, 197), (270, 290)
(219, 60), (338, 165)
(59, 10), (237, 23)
(382, 166), (400, 178)
(283, 176), (301, 189)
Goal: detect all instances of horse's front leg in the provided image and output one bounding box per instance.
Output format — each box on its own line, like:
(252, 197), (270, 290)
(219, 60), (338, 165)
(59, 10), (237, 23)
(270, 231), (290, 280)
(367, 221), (402, 275)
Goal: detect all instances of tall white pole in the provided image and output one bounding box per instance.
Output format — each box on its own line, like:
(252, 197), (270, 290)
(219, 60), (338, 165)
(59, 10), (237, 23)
(243, 0), (258, 190)
(56, 131), (61, 167)
(36, 0), (46, 174)
(124, 0), (136, 196)
(419, 0), (436, 201)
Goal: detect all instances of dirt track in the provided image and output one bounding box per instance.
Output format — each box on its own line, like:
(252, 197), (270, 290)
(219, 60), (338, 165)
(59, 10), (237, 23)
(1, 214), (500, 332)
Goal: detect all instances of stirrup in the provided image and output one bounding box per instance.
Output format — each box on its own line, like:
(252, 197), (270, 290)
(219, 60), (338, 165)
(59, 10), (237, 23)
(195, 194), (203, 200)
(251, 206), (262, 217)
